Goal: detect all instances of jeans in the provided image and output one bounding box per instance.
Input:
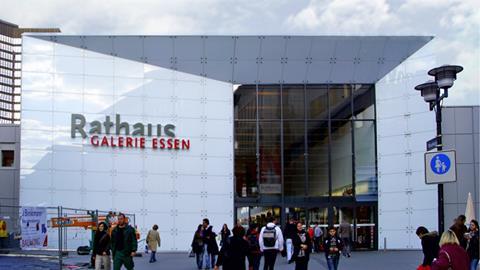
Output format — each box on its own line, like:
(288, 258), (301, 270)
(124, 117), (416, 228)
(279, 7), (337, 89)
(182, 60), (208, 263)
(286, 239), (293, 261)
(247, 253), (261, 270)
(326, 255), (340, 270)
(196, 244), (213, 269)
(341, 237), (351, 256)
(263, 249), (278, 270)
(149, 251), (156, 262)
(95, 255), (111, 270)
(471, 259), (479, 270)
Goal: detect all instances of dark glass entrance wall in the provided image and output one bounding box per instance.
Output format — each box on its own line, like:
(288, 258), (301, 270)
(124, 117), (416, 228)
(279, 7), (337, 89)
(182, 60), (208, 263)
(234, 84), (378, 249)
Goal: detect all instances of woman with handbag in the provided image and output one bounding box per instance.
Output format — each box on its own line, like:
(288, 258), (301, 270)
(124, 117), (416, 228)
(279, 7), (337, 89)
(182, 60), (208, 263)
(432, 229), (469, 270)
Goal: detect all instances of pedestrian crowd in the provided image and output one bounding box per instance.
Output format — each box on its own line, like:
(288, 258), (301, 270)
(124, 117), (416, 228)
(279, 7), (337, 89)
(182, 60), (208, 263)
(190, 216), (352, 270)
(417, 215), (479, 270)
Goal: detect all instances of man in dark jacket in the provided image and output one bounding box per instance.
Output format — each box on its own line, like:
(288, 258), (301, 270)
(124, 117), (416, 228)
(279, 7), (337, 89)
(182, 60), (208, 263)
(111, 213), (138, 270)
(416, 226), (440, 267)
(450, 214), (468, 249)
(214, 225), (250, 270)
(202, 218), (219, 269)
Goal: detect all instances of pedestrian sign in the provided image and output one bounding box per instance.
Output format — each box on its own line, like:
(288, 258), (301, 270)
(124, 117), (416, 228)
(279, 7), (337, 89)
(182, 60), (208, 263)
(424, 150), (457, 184)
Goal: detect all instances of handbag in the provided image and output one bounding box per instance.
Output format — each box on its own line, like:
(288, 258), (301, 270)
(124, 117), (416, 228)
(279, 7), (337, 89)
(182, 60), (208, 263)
(443, 251), (453, 270)
(188, 249), (195, 258)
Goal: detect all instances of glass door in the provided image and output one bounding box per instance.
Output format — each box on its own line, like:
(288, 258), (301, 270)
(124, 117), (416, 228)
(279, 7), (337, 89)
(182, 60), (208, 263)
(355, 205), (376, 250)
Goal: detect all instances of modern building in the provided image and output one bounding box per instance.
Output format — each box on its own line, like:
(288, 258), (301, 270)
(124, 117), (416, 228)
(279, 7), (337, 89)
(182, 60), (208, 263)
(16, 34), (478, 251)
(0, 20), (60, 124)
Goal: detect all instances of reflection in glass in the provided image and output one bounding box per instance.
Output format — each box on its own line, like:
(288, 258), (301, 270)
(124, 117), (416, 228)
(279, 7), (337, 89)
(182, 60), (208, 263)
(329, 84), (352, 120)
(250, 206), (281, 227)
(285, 207), (306, 223)
(258, 86), (280, 119)
(284, 121), (305, 197)
(282, 85), (304, 119)
(333, 207), (354, 225)
(353, 84), (375, 120)
(331, 120), (353, 196)
(307, 85), (328, 119)
(259, 121), (281, 194)
(308, 207), (329, 226)
(307, 121), (329, 196)
(354, 121), (377, 198)
(234, 85), (256, 120)
(236, 207), (249, 228)
(355, 206), (376, 249)
(235, 121), (257, 197)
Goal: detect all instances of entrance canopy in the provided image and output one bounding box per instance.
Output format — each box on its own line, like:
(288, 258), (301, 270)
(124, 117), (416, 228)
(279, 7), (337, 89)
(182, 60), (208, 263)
(29, 35), (432, 84)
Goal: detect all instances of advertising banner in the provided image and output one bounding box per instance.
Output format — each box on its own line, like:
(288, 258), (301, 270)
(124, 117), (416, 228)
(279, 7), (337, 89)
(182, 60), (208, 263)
(20, 207), (48, 249)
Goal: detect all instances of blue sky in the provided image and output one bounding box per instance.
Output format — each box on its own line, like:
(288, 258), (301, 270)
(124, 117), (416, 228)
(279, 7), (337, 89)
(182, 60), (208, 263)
(2, 0), (478, 105)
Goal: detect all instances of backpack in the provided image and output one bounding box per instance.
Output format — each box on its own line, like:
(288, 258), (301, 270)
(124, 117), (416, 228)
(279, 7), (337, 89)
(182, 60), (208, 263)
(263, 226), (277, 248)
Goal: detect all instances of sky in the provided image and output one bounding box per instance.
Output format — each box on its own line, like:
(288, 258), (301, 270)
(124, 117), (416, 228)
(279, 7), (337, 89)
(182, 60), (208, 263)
(1, 0), (479, 105)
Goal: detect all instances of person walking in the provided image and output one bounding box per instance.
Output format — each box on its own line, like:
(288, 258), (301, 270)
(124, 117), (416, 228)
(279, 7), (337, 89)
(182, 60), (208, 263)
(192, 224), (205, 270)
(324, 227), (343, 270)
(415, 226), (440, 268)
(93, 222), (111, 270)
(450, 214), (468, 249)
(431, 229), (469, 270)
(284, 218), (297, 262)
(313, 223), (323, 253)
(338, 220), (352, 257)
(246, 223), (262, 270)
(259, 217), (284, 270)
(110, 213), (138, 270)
(291, 222), (312, 270)
(202, 218), (219, 269)
(214, 225), (250, 270)
(220, 224), (231, 247)
(146, 224), (161, 263)
(466, 220), (479, 270)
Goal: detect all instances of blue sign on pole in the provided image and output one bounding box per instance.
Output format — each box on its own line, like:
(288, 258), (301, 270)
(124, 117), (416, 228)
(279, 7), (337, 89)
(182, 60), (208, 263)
(430, 153), (451, 175)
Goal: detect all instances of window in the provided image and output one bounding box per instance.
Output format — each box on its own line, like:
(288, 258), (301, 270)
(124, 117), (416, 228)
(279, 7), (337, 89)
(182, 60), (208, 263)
(1, 150), (14, 167)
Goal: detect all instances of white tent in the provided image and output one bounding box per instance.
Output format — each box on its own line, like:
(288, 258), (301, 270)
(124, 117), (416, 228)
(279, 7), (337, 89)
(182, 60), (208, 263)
(465, 192), (476, 224)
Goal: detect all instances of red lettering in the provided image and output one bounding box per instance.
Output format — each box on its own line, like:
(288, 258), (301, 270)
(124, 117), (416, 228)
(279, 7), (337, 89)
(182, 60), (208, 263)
(118, 136), (124, 147)
(110, 136), (117, 147)
(174, 139), (180, 149)
(152, 138), (158, 149)
(101, 136), (109, 147)
(159, 138), (165, 149)
(182, 139), (190, 150)
(140, 137), (146, 148)
(167, 138), (173, 149)
(126, 137), (133, 147)
(90, 136), (99, 146)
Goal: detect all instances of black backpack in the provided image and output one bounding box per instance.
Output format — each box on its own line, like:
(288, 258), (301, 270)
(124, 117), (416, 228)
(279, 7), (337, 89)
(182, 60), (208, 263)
(262, 226), (277, 248)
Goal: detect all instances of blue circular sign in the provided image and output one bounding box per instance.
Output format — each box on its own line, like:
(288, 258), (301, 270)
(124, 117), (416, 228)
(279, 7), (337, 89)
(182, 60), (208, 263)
(430, 153), (451, 175)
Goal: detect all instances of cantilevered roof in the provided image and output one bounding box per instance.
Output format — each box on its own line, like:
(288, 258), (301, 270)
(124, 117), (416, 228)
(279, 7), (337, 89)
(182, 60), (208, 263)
(29, 35), (432, 84)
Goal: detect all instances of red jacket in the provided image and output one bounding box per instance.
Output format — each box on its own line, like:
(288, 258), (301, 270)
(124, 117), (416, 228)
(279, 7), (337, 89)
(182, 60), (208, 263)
(431, 244), (469, 270)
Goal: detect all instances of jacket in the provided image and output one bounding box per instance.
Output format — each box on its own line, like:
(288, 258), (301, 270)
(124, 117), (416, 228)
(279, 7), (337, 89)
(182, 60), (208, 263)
(111, 224), (138, 257)
(467, 230), (479, 260)
(259, 223), (284, 252)
(450, 223), (468, 249)
(324, 236), (343, 259)
(432, 243), (469, 270)
(191, 230), (204, 254)
(216, 235), (250, 270)
(93, 230), (111, 256)
(338, 222), (352, 239)
(146, 229), (161, 252)
(420, 231), (440, 266)
(292, 230), (312, 262)
(204, 226), (219, 254)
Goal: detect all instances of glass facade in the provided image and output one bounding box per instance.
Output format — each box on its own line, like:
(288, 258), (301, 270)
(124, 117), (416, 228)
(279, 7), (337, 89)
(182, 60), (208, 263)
(234, 83), (378, 249)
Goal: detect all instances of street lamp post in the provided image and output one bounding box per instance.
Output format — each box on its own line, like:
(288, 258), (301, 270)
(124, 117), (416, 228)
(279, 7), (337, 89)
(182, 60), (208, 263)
(414, 65), (463, 234)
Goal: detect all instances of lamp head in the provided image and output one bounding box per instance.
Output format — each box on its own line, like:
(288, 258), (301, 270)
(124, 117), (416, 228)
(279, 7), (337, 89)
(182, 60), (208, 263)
(428, 65), (463, 89)
(415, 80), (439, 103)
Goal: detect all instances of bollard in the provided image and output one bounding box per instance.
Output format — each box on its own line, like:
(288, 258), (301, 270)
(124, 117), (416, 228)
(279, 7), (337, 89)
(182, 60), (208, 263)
(383, 237), (387, 251)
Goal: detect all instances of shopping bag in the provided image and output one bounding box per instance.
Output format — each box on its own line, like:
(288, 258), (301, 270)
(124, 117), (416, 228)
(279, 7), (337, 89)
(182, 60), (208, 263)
(417, 265), (431, 270)
(188, 249), (196, 258)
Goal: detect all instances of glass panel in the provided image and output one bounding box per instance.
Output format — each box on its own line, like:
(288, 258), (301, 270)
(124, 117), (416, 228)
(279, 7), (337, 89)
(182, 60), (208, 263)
(333, 207), (354, 225)
(236, 207), (249, 228)
(259, 121), (281, 195)
(307, 85), (328, 119)
(307, 121), (329, 196)
(285, 207), (306, 223)
(353, 84), (375, 120)
(258, 86), (280, 119)
(284, 121), (305, 197)
(331, 120), (353, 196)
(282, 85), (304, 119)
(308, 207), (329, 227)
(1, 150), (14, 167)
(329, 84), (352, 120)
(235, 121), (257, 197)
(354, 121), (377, 199)
(234, 85), (256, 120)
(250, 207), (281, 227)
(355, 206), (376, 250)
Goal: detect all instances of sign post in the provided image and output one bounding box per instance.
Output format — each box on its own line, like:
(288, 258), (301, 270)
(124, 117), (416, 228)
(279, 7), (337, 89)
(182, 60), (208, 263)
(424, 150), (457, 184)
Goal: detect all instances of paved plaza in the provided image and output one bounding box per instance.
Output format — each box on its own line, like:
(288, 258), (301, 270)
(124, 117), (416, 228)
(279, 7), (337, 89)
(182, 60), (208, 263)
(0, 250), (423, 269)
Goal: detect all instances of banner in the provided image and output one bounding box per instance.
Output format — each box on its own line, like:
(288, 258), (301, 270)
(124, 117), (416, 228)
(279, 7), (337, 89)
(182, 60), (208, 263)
(20, 207), (48, 249)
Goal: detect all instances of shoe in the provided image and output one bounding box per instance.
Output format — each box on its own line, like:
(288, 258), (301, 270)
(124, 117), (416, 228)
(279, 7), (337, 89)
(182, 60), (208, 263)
(347, 254), (351, 257)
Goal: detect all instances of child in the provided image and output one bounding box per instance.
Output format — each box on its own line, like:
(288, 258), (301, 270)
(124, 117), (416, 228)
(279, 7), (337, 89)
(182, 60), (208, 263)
(324, 227), (343, 270)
